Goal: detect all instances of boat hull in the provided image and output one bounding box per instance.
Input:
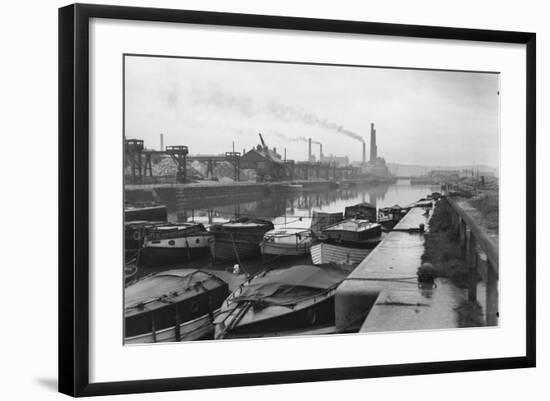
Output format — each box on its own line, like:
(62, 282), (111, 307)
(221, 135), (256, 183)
(216, 294), (335, 339)
(125, 313), (216, 343)
(125, 205), (167, 222)
(125, 271), (229, 342)
(209, 219), (274, 263)
(311, 242), (372, 265)
(209, 237), (261, 263)
(137, 246), (209, 268)
(260, 241), (311, 256)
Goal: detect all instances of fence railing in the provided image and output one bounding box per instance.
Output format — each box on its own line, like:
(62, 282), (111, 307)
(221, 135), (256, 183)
(444, 197), (499, 326)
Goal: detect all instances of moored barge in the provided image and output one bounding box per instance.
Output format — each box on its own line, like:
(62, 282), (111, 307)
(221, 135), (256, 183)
(321, 219), (382, 247)
(214, 264), (350, 339)
(137, 223), (211, 268)
(310, 242), (372, 266)
(209, 218), (274, 263)
(124, 202), (167, 222)
(260, 227), (313, 257)
(125, 269), (230, 343)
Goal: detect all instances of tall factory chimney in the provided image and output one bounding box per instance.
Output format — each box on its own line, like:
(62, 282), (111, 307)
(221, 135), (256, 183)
(370, 123), (377, 162)
(308, 138), (312, 162)
(160, 133), (164, 151)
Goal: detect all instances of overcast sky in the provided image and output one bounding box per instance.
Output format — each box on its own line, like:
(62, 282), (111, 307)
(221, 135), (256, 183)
(125, 55), (499, 167)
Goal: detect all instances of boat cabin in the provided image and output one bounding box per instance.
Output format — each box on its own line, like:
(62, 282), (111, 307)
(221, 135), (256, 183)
(145, 223), (208, 241)
(344, 202), (377, 221)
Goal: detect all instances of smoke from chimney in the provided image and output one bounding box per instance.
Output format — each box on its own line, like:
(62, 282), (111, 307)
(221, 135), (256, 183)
(268, 101), (364, 143)
(190, 89), (364, 144)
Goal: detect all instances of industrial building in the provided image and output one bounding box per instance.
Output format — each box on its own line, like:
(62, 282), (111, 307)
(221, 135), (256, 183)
(240, 134), (289, 181)
(320, 154), (350, 167)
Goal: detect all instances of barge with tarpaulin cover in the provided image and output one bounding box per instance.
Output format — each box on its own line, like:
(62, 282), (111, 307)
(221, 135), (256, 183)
(125, 269), (231, 343)
(214, 264), (351, 339)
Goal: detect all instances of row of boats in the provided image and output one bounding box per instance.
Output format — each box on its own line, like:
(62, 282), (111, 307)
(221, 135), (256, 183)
(124, 264), (352, 343)
(124, 196), (437, 343)
(125, 202), (406, 269)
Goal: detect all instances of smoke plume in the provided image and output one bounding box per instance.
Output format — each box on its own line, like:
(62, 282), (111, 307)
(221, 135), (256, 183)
(190, 86), (364, 143)
(269, 131), (321, 145)
(267, 101), (364, 143)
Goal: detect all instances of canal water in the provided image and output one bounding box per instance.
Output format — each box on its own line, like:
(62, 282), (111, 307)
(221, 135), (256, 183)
(139, 180), (441, 277)
(132, 179), (490, 331)
(168, 179), (443, 229)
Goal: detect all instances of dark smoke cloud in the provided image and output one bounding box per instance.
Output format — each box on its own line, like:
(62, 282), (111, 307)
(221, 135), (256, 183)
(190, 86), (364, 143)
(190, 87), (255, 117)
(269, 131), (321, 145)
(267, 101), (365, 143)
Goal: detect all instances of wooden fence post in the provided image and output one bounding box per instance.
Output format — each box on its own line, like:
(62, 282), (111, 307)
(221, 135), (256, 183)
(465, 229), (478, 302)
(486, 260), (499, 326)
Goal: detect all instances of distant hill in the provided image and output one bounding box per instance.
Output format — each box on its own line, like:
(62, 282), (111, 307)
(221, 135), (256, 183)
(387, 163), (499, 177)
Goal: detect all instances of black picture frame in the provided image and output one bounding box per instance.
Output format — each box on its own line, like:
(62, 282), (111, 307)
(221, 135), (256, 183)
(58, 3), (536, 397)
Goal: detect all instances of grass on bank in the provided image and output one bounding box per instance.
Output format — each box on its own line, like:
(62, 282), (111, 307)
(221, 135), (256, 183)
(422, 200), (484, 327)
(422, 202), (471, 289)
(468, 191), (499, 232)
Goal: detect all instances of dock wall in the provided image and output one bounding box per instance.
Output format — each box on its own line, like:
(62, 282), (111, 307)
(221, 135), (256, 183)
(334, 198), (499, 333)
(335, 207), (441, 333)
(125, 178), (368, 205)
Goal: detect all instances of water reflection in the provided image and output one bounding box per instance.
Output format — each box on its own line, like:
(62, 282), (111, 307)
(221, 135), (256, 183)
(167, 180), (441, 226)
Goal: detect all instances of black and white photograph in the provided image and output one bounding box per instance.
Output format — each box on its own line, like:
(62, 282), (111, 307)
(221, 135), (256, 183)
(0, 0), (543, 398)
(123, 55), (500, 343)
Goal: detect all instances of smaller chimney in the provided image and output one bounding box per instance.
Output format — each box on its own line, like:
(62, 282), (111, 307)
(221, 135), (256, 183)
(308, 138), (312, 162)
(319, 143), (323, 162)
(160, 133), (164, 151)
(362, 142), (366, 165)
